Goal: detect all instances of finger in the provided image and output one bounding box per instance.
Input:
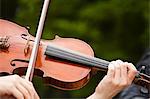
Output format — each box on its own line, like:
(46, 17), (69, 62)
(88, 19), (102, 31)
(11, 87), (24, 99)
(116, 60), (127, 79)
(107, 61), (115, 78)
(34, 90), (40, 99)
(19, 77), (39, 99)
(0, 95), (16, 99)
(7, 95), (17, 99)
(18, 78), (34, 99)
(127, 63), (137, 84)
(120, 62), (128, 86)
(28, 81), (40, 99)
(114, 61), (121, 84)
(21, 76), (37, 99)
(26, 81), (39, 99)
(16, 82), (30, 99)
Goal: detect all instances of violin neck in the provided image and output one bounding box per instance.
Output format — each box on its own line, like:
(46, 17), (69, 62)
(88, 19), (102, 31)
(45, 44), (150, 89)
(45, 45), (109, 70)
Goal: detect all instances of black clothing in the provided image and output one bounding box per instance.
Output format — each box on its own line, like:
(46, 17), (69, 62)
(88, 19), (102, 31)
(119, 49), (150, 99)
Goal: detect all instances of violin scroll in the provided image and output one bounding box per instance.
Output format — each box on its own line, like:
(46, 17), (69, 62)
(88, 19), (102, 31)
(134, 72), (150, 89)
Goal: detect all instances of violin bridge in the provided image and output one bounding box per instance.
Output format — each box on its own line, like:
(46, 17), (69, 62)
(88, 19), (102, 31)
(24, 35), (31, 56)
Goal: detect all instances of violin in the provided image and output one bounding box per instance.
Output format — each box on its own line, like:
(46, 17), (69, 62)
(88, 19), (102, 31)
(0, 18), (150, 90)
(0, 1), (149, 91)
(0, 18), (93, 89)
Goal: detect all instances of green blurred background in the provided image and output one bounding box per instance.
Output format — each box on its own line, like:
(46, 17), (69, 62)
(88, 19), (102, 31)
(0, 0), (149, 98)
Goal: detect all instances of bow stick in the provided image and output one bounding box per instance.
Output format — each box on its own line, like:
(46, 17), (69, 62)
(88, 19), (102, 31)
(25, 0), (50, 81)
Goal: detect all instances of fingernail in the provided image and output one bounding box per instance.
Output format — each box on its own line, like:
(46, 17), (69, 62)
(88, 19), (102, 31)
(109, 63), (115, 70)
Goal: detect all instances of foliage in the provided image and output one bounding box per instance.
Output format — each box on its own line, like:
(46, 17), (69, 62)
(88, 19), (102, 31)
(0, 0), (149, 98)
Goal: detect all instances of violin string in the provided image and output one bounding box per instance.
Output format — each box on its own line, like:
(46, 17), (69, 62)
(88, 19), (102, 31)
(45, 50), (108, 71)
(46, 45), (110, 65)
(46, 46), (109, 67)
(45, 45), (109, 70)
(46, 45), (110, 67)
(47, 43), (109, 64)
(46, 49), (105, 66)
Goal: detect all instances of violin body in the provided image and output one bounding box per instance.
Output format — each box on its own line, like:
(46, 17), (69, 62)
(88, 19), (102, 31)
(0, 19), (94, 90)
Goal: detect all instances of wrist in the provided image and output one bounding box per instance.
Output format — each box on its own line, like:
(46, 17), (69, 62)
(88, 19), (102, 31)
(95, 91), (112, 99)
(87, 92), (112, 99)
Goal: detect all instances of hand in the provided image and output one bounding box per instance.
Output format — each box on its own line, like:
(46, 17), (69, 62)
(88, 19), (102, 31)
(0, 75), (40, 99)
(87, 60), (137, 99)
